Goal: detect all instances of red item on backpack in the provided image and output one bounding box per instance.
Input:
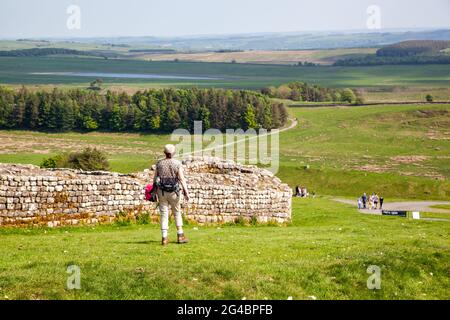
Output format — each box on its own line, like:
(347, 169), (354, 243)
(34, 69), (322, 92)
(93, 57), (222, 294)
(145, 184), (158, 202)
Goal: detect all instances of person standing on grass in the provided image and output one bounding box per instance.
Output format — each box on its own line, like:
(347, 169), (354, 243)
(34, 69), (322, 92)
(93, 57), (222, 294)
(362, 193), (367, 209)
(371, 193), (377, 210)
(303, 187), (309, 198)
(153, 144), (190, 246)
(374, 193), (379, 209)
(295, 186), (301, 197)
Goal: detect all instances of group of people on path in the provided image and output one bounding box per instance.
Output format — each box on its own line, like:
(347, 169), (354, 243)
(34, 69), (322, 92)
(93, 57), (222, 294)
(358, 193), (384, 210)
(295, 186), (312, 198)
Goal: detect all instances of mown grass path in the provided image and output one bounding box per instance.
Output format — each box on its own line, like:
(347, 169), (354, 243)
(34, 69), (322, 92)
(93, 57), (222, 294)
(178, 117), (299, 159)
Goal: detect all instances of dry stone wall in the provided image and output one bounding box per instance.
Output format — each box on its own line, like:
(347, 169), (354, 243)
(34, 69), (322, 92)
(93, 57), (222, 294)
(0, 157), (292, 227)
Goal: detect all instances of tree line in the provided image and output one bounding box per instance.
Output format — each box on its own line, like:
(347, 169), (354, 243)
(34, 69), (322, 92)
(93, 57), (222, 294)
(261, 82), (360, 104)
(0, 48), (121, 59)
(334, 40), (450, 66)
(376, 40), (450, 57)
(0, 48), (93, 57)
(334, 54), (450, 66)
(0, 87), (288, 132)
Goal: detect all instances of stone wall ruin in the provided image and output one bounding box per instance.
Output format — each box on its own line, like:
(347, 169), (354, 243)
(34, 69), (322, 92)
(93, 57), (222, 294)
(0, 157), (292, 227)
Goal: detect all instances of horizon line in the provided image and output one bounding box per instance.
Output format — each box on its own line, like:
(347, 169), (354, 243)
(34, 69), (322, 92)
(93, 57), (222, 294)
(1, 26), (450, 41)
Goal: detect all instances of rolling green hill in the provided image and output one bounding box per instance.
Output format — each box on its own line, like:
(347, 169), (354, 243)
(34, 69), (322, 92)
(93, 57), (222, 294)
(376, 40), (450, 57)
(335, 40), (450, 66)
(278, 104), (450, 200)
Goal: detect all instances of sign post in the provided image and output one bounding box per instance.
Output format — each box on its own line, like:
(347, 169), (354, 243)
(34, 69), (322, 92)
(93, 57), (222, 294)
(382, 210), (407, 217)
(412, 212), (421, 220)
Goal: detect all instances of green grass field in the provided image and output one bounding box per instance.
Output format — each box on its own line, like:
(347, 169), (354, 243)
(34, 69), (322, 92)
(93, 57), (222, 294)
(278, 104), (450, 200)
(430, 204), (450, 210)
(0, 197), (448, 300)
(1, 57), (450, 90)
(0, 54), (449, 300)
(0, 40), (132, 52)
(420, 212), (450, 220)
(136, 48), (378, 65)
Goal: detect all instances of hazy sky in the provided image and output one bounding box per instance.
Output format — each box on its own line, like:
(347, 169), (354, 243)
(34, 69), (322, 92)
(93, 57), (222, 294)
(1, 0), (449, 38)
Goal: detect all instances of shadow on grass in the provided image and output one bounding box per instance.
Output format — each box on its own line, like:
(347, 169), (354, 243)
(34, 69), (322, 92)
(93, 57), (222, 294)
(122, 240), (161, 245)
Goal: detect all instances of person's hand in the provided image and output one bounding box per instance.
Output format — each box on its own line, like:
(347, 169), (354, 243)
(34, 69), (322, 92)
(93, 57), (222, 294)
(183, 191), (190, 202)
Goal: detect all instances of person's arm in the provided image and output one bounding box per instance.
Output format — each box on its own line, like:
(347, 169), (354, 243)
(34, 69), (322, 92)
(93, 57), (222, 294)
(153, 166), (158, 185)
(178, 166), (190, 201)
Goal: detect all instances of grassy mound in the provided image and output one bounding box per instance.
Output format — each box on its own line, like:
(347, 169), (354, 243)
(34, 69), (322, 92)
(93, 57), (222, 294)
(278, 104), (450, 199)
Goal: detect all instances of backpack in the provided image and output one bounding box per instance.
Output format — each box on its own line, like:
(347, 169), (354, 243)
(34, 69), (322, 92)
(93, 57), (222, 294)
(145, 184), (158, 202)
(158, 177), (180, 193)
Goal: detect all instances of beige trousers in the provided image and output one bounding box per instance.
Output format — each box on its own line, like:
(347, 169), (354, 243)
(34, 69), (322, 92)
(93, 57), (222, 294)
(157, 189), (183, 232)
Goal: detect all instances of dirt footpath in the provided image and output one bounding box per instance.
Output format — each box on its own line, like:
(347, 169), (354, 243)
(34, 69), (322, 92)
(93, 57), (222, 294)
(333, 198), (450, 221)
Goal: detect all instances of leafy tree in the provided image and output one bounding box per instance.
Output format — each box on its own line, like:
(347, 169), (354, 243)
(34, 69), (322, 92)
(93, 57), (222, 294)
(0, 87), (14, 128)
(243, 104), (258, 130)
(89, 79), (103, 91)
(108, 104), (125, 131)
(354, 90), (366, 105)
(11, 88), (26, 128)
(37, 94), (51, 130)
(262, 81), (340, 103)
(278, 103), (289, 125)
(82, 116), (99, 130)
(165, 106), (181, 131)
(40, 153), (67, 169)
(340, 89), (357, 104)
(199, 106), (211, 130)
(331, 91), (341, 102)
(24, 93), (40, 129)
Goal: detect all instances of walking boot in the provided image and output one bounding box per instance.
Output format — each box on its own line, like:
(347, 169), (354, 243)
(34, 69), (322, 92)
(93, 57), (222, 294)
(177, 233), (189, 244)
(162, 237), (169, 246)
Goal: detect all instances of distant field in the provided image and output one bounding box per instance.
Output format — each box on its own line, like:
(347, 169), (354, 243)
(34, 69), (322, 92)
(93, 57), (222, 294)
(0, 104), (448, 200)
(1, 56), (450, 91)
(0, 40), (377, 65)
(430, 204), (450, 210)
(0, 130), (168, 173)
(0, 40), (131, 53)
(138, 48), (377, 65)
(362, 87), (450, 103)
